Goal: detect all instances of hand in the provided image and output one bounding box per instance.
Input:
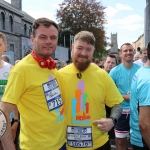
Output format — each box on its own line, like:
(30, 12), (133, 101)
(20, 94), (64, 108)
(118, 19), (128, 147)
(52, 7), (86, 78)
(93, 118), (114, 132)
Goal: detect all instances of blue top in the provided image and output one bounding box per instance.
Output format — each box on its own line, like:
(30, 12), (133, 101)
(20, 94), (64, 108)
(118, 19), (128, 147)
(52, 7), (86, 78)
(130, 66), (150, 148)
(109, 63), (140, 109)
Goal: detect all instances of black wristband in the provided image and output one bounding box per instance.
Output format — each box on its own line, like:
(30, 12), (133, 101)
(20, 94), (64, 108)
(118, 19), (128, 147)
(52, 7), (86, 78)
(13, 119), (20, 123)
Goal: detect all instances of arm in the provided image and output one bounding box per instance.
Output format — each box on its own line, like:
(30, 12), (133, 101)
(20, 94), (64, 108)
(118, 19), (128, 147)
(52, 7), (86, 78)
(139, 106), (150, 148)
(93, 104), (122, 132)
(0, 102), (16, 150)
(110, 104), (122, 120)
(11, 106), (19, 141)
(122, 94), (130, 101)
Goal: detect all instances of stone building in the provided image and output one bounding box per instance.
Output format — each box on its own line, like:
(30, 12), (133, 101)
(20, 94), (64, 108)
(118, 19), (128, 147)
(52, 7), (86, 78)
(110, 33), (119, 55)
(0, 0), (34, 64)
(0, 0), (69, 64)
(132, 34), (144, 52)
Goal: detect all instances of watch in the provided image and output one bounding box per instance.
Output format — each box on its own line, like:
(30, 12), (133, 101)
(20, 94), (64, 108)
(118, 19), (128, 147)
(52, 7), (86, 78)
(109, 117), (117, 125)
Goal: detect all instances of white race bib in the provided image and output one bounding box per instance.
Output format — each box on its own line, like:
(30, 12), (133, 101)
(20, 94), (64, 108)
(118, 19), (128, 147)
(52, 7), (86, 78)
(42, 79), (63, 111)
(67, 126), (93, 148)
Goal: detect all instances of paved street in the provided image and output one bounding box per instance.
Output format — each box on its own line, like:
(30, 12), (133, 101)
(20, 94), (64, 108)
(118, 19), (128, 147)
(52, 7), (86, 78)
(111, 139), (133, 150)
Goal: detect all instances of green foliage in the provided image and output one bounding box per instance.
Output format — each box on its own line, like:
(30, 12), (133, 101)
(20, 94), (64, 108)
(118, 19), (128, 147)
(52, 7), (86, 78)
(56, 0), (107, 53)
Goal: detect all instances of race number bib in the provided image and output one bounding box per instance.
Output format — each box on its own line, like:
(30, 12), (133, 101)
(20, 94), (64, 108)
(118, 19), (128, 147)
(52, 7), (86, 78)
(42, 79), (63, 111)
(67, 126), (93, 148)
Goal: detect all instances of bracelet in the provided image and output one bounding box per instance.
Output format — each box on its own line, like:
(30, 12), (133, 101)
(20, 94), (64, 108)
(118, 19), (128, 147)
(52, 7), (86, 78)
(13, 119), (20, 123)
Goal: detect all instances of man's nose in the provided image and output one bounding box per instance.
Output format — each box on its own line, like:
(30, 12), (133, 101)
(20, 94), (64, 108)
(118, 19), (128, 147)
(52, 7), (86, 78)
(81, 49), (87, 55)
(45, 37), (52, 43)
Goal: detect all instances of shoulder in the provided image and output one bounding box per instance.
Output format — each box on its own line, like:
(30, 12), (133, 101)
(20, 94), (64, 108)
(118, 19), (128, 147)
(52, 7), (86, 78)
(132, 63), (141, 70)
(3, 61), (12, 69)
(110, 64), (122, 74)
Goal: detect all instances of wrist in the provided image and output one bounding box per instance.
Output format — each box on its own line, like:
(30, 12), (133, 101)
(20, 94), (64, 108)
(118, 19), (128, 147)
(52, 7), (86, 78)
(109, 117), (117, 125)
(13, 119), (20, 124)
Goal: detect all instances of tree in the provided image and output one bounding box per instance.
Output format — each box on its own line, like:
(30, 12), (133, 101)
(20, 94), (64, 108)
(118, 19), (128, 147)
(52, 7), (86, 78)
(56, 0), (107, 56)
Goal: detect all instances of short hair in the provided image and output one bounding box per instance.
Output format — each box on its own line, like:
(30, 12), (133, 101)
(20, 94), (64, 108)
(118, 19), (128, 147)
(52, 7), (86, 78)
(104, 54), (118, 65)
(147, 42), (150, 60)
(66, 60), (72, 64)
(56, 59), (66, 70)
(2, 55), (9, 63)
(32, 18), (59, 37)
(140, 47), (147, 54)
(120, 43), (133, 51)
(74, 31), (95, 46)
(0, 32), (7, 44)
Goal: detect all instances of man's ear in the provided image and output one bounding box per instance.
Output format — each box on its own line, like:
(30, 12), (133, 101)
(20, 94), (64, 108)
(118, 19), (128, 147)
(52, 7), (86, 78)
(119, 51), (122, 58)
(30, 35), (34, 44)
(4, 45), (8, 52)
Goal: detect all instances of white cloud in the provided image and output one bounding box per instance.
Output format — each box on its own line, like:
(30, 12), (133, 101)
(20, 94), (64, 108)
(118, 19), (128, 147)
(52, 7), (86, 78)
(116, 3), (133, 10)
(119, 24), (143, 31)
(116, 14), (143, 31)
(52, 4), (60, 10)
(105, 6), (118, 18)
(106, 19), (116, 26)
(116, 14), (143, 25)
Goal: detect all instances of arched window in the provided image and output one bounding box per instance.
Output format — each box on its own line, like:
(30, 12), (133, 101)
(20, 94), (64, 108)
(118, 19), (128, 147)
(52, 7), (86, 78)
(24, 24), (27, 35)
(9, 16), (13, 32)
(29, 26), (32, 36)
(0, 12), (5, 30)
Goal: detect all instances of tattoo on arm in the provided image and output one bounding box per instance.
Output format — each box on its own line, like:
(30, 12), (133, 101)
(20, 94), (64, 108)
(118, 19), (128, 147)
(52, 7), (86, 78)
(110, 104), (122, 120)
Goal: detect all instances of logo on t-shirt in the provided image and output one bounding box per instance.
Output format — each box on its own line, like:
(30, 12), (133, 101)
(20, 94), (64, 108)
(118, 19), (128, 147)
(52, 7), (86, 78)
(71, 81), (91, 125)
(3, 72), (9, 78)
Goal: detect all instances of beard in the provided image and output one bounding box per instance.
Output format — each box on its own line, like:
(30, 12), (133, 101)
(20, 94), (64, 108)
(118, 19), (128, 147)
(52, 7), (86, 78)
(72, 55), (91, 72)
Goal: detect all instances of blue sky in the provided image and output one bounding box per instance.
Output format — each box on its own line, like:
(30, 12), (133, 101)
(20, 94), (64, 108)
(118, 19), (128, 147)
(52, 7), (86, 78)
(5, 0), (146, 48)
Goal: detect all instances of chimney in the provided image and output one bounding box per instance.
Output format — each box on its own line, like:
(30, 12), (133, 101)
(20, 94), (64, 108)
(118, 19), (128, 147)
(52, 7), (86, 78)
(11, 0), (22, 10)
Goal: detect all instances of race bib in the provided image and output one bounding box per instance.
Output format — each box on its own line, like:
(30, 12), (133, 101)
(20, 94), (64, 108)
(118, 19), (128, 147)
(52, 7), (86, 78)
(42, 79), (63, 111)
(67, 126), (93, 148)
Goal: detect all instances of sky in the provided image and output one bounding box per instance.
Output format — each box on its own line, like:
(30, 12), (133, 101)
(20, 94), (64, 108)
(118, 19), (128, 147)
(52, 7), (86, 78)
(5, 0), (146, 48)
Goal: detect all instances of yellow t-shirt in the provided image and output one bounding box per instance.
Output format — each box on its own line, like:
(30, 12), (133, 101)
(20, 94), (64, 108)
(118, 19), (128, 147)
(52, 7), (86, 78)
(2, 54), (66, 150)
(58, 63), (123, 150)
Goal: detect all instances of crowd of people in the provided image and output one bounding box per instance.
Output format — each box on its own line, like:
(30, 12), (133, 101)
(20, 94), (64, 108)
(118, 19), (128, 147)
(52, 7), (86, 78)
(0, 17), (149, 150)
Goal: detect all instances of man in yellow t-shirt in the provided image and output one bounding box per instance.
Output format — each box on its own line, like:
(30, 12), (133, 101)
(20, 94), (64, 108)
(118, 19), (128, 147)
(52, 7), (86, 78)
(0, 18), (66, 150)
(58, 31), (123, 150)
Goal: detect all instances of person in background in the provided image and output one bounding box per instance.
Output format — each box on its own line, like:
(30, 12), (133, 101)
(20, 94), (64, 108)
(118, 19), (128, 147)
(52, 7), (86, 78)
(93, 58), (100, 66)
(103, 54), (118, 147)
(2, 55), (10, 63)
(130, 42), (150, 150)
(56, 59), (66, 70)
(103, 54), (118, 73)
(133, 54), (140, 61)
(15, 60), (20, 65)
(134, 47), (147, 66)
(0, 32), (19, 150)
(66, 59), (72, 65)
(109, 43), (140, 150)
(58, 31), (123, 150)
(0, 18), (66, 150)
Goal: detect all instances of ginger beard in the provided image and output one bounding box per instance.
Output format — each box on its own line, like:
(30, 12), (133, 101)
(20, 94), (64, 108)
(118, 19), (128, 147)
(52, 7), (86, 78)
(72, 53), (91, 72)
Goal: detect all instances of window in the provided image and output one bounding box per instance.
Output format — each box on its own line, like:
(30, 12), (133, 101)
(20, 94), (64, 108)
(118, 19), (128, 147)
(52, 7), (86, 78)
(24, 24), (27, 35)
(9, 16), (13, 32)
(0, 12), (5, 30)
(10, 44), (14, 51)
(29, 26), (32, 36)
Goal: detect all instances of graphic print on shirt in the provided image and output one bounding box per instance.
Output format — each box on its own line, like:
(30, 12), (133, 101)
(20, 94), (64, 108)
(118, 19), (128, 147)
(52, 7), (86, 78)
(71, 80), (91, 125)
(0, 71), (9, 96)
(42, 75), (64, 122)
